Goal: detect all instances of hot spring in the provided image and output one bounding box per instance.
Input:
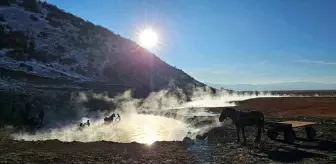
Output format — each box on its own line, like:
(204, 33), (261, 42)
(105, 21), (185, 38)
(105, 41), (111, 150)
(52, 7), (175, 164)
(12, 114), (198, 145)
(11, 89), (288, 144)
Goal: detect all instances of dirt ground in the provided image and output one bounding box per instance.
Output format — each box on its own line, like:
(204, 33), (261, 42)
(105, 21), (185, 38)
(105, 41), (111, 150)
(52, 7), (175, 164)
(1, 120), (335, 164)
(206, 97), (336, 118)
(1, 95), (336, 164)
(236, 97), (336, 118)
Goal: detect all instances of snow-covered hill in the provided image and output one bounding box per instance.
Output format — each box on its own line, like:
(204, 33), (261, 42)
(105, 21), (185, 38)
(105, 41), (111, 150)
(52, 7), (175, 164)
(0, 0), (206, 96)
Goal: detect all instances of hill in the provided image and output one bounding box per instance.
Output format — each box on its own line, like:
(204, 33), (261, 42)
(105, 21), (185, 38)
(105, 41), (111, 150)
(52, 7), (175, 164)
(0, 0), (214, 127)
(0, 0), (208, 98)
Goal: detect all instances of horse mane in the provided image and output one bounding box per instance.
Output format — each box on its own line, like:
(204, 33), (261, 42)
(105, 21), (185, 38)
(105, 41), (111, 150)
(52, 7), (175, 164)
(220, 107), (240, 121)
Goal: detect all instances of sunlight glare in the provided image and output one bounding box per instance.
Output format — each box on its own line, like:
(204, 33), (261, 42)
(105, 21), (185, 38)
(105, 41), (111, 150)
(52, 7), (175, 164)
(143, 124), (157, 145)
(139, 28), (158, 49)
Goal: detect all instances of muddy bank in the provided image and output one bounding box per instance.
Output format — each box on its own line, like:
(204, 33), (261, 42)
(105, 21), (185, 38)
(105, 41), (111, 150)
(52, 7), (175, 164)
(0, 139), (197, 164)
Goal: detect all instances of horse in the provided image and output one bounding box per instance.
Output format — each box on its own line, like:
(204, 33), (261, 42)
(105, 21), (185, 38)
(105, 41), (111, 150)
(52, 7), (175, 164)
(104, 113), (116, 123)
(26, 117), (41, 134)
(79, 120), (90, 129)
(219, 107), (265, 144)
(116, 114), (121, 121)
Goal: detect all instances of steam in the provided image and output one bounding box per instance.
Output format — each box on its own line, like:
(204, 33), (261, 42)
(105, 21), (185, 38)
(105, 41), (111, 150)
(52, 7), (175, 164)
(12, 87), (287, 144)
(13, 114), (190, 144)
(182, 90), (283, 108)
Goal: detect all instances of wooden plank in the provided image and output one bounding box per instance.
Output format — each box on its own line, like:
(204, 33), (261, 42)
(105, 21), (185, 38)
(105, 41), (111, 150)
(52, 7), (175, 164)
(279, 121), (316, 128)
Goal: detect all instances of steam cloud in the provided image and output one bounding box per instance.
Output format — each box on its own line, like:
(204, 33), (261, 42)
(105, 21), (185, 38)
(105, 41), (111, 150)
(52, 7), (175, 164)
(12, 87), (287, 144)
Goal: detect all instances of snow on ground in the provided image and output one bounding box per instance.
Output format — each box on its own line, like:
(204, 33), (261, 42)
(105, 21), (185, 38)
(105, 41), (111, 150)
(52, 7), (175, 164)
(0, 5), (91, 81)
(0, 55), (90, 80)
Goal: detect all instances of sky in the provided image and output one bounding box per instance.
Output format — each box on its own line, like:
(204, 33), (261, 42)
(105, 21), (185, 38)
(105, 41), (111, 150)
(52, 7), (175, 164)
(48, 0), (336, 87)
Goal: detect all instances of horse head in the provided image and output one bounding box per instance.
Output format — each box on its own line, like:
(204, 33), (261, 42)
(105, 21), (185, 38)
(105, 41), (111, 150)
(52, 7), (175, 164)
(219, 107), (235, 122)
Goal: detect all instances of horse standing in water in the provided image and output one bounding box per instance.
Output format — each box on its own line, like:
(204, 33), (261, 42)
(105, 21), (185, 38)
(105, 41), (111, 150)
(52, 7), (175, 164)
(79, 120), (90, 130)
(104, 113), (116, 123)
(219, 107), (265, 144)
(116, 114), (121, 121)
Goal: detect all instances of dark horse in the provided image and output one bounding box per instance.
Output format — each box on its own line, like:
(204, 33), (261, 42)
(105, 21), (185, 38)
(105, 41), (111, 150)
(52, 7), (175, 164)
(104, 113), (116, 123)
(219, 107), (265, 144)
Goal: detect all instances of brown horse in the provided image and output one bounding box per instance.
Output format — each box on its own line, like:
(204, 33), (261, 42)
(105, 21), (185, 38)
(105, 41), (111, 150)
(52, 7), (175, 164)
(219, 107), (265, 144)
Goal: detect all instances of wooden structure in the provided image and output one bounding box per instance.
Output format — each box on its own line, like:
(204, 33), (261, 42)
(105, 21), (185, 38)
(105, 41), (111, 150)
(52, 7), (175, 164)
(266, 120), (317, 144)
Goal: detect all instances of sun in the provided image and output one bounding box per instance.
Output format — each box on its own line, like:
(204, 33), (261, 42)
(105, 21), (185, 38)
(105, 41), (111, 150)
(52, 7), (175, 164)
(138, 28), (158, 49)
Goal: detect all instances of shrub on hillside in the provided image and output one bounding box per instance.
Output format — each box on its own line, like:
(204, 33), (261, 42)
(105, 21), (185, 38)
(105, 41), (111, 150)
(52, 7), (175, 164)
(19, 63), (33, 71)
(102, 65), (117, 79)
(0, 101), (13, 125)
(30, 50), (58, 63)
(45, 15), (62, 28)
(5, 50), (27, 61)
(0, 0), (12, 6)
(21, 0), (40, 13)
(0, 14), (5, 22)
(55, 45), (66, 53)
(38, 31), (48, 39)
(0, 30), (28, 50)
(29, 14), (38, 21)
(59, 57), (77, 65)
(0, 94), (24, 127)
(27, 40), (35, 54)
(43, 2), (87, 29)
(74, 66), (86, 75)
(0, 26), (4, 39)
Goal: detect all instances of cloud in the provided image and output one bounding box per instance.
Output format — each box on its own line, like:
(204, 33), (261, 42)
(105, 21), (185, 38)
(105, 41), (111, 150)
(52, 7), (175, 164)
(295, 59), (336, 65)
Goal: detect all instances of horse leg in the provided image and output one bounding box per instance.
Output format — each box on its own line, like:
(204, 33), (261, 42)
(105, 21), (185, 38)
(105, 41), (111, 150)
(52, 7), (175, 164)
(242, 127), (246, 145)
(236, 126), (240, 143)
(255, 126), (261, 142)
(262, 125), (265, 132)
(260, 115), (265, 132)
(260, 120), (265, 133)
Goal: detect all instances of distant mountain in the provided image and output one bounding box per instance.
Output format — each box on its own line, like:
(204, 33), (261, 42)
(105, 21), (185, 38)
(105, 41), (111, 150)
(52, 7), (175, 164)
(207, 82), (336, 91)
(0, 0), (208, 98)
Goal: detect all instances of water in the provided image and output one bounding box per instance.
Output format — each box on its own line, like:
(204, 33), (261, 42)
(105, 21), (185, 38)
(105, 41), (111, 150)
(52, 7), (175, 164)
(12, 114), (192, 144)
